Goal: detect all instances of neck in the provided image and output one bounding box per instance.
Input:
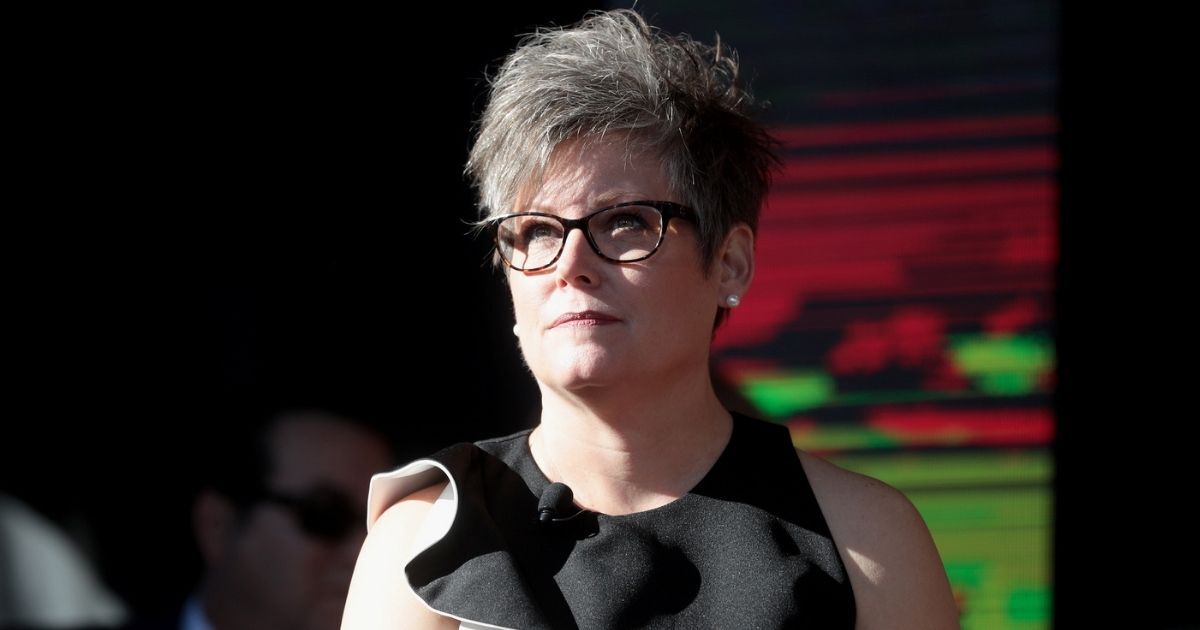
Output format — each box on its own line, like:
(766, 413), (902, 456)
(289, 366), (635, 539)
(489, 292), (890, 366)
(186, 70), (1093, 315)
(530, 369), (732, 515)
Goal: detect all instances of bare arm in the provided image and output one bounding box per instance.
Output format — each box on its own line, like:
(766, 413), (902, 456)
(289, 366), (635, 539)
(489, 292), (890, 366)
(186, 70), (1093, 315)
(342, 482), (458, 630)
(799, 452), (960, 630)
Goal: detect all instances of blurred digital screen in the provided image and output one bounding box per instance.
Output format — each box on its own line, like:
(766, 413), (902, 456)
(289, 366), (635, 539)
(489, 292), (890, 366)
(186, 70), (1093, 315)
(633, 2), (1057, 628)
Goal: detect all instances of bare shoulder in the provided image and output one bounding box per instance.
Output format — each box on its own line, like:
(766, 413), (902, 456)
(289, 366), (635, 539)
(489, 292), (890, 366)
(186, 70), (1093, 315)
(797, 451), (961, 630)
(342, 482), (458, 630)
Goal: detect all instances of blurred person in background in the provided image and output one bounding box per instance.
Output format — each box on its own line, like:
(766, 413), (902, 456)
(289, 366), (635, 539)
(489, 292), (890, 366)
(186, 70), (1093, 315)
(130, 404), (394, 630)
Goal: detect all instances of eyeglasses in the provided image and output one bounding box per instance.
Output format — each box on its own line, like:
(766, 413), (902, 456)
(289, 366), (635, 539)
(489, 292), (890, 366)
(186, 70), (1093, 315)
(490, 200), (695, 272)
(258, 487), (363, 543)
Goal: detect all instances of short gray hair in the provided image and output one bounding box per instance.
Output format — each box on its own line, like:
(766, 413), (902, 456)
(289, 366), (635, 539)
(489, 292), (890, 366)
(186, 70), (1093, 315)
(467, 9), (778, 273)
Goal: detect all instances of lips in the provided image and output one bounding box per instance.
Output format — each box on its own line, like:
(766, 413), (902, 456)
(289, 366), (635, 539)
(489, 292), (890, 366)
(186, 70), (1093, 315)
(551, 310), (622, 328)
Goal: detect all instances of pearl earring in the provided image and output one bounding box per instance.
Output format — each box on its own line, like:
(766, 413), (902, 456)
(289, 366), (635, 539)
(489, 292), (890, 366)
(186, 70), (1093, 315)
(513, 324), (520, 336)
(725, 294), (740, 307)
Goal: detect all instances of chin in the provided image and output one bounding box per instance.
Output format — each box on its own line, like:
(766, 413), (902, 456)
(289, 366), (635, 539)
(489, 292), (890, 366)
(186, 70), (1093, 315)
(542, 349), (626, 388)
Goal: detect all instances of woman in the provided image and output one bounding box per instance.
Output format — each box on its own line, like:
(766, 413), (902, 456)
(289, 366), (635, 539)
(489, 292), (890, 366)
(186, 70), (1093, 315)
(343, 10), (959, 630)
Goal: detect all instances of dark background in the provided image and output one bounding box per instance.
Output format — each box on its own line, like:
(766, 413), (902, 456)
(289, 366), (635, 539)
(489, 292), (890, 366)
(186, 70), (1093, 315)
(3, 3), (1193, 628)
(5, 3), (598, 619)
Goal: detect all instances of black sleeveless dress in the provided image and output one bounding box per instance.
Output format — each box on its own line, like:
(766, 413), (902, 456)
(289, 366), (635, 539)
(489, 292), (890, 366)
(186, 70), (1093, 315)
(367, 413), (856, 629)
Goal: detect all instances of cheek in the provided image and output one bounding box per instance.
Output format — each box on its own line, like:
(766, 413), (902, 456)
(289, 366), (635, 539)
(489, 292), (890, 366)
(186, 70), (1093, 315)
(643, 265), (715, 321)
(509, 279), (542, 325)
(242, 516), (303, 564)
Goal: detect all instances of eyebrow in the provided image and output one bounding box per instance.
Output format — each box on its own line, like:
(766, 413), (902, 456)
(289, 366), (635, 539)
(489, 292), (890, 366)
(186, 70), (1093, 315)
(528, 191), (646, 214)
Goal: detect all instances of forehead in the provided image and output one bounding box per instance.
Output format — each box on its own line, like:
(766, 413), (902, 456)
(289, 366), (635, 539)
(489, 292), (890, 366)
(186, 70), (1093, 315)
(265, 413), (392, 499)
(518, 137), (673, 215)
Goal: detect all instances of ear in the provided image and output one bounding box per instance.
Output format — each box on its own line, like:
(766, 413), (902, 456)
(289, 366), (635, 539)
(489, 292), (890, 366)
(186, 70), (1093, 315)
(193, 489), (239, 569)
(715, 223), (755, 305)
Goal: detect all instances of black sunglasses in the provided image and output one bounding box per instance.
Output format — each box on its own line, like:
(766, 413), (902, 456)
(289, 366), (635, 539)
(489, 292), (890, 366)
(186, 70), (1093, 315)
(258, 487), (364, 543)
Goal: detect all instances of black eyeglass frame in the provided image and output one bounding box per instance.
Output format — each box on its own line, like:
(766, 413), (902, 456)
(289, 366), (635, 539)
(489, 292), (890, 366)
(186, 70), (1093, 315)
(489, 200), (697, 272)
(258, 489), (363, 543)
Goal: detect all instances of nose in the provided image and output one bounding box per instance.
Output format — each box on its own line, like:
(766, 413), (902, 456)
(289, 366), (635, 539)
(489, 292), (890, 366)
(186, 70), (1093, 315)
(553, 226), (600, 287)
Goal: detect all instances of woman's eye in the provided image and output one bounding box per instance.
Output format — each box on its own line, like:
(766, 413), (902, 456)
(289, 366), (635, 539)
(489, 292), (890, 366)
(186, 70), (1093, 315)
(608, 212), (648, 232)
(522, 222), (561, 244)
